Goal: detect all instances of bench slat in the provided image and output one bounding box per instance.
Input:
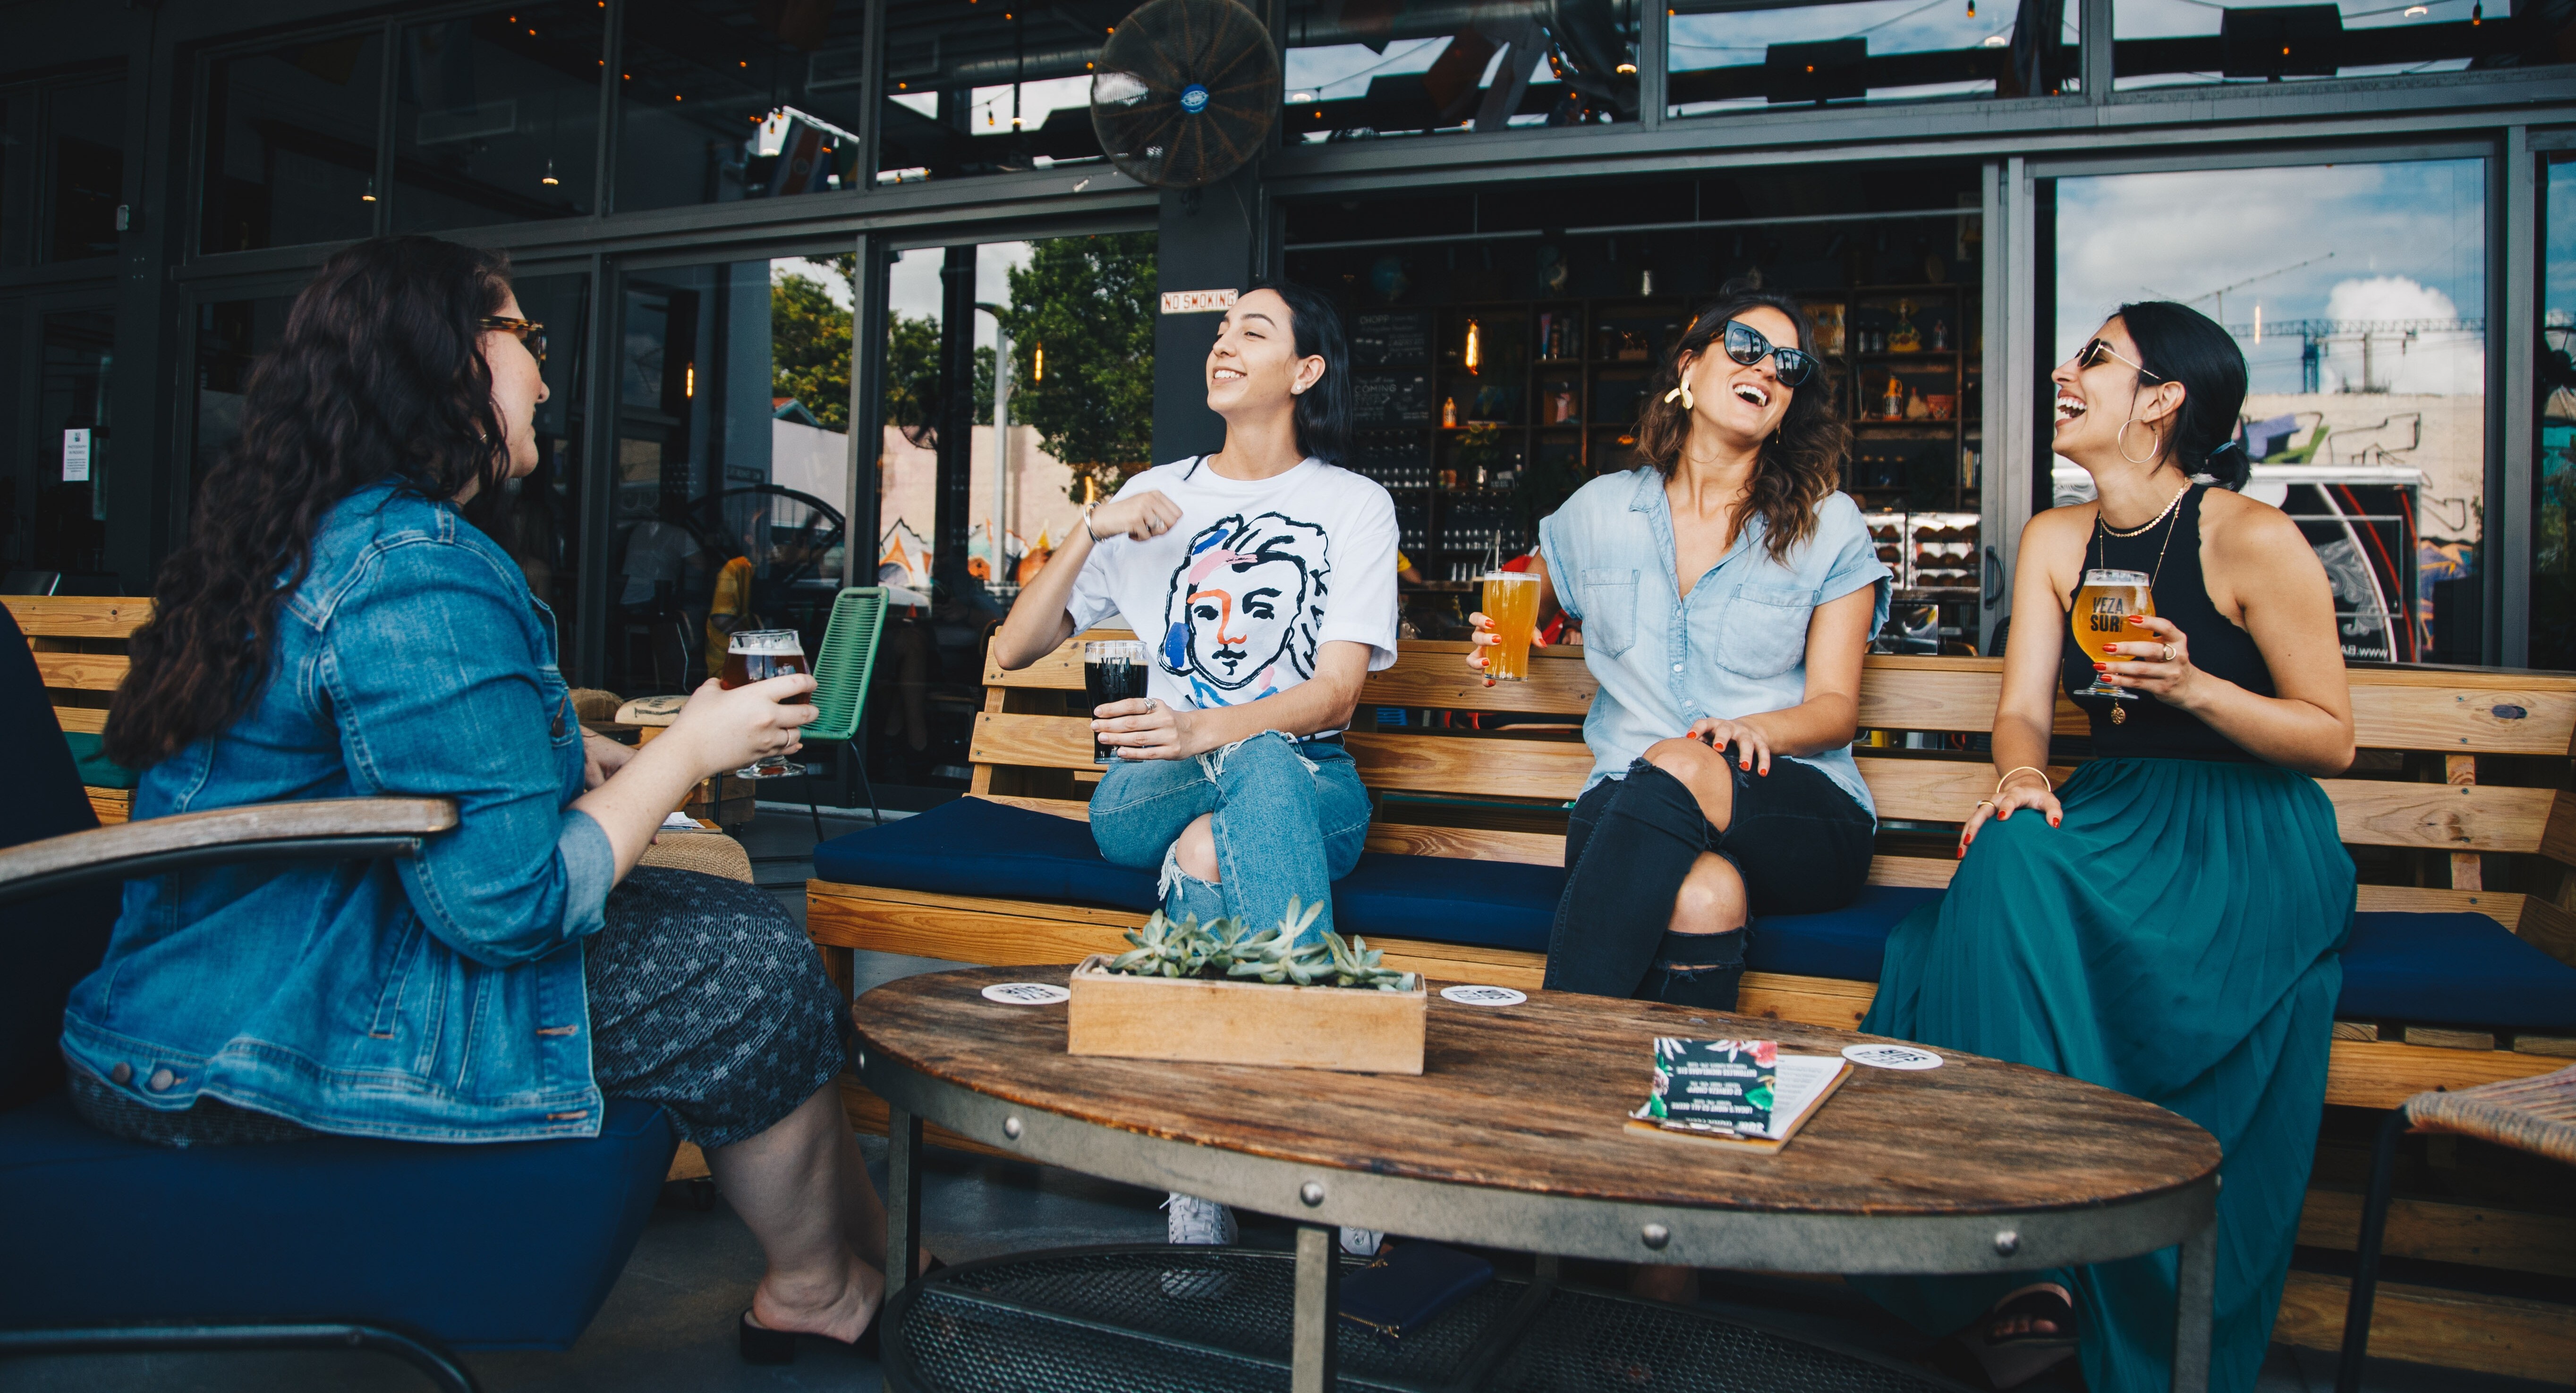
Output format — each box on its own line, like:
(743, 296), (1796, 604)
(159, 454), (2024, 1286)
(53, 705), (107, 734)
(3, 596), (151, 639)
(34, 651), (127, 692)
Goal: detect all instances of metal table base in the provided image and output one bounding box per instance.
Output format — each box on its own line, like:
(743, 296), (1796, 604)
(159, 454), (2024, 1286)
(879, 1245), (1984, 1393)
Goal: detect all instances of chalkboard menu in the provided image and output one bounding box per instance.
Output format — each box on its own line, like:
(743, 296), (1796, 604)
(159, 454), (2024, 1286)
(1353, 370), (1433, 427)
(1351, 311), (1432, 366)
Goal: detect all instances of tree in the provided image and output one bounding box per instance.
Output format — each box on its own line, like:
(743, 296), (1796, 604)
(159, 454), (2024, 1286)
(1000, 233), (1156, 502)
(772, 256), (990, 441)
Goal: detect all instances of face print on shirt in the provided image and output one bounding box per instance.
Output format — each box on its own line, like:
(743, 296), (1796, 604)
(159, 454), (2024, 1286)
(1160, 513), (1331, 705)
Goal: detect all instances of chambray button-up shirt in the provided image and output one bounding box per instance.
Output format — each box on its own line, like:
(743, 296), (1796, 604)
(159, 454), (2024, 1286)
(1538, 468), (1893, 813)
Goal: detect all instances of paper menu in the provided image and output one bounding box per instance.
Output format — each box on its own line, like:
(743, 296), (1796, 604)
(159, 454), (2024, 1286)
(1630, 1040), (1849, 1145)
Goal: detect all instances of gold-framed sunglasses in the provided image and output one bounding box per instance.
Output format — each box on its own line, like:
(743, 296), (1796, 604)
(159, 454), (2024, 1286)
(2074, 337), (2159, 381)
(479, 316), (548, 365)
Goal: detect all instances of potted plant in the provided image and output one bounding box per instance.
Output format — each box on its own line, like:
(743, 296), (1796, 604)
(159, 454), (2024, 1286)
(1067, 899), (1428, 1074)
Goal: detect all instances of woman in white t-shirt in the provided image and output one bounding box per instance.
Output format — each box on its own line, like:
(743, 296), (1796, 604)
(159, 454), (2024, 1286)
(992, 282), (1398, 947)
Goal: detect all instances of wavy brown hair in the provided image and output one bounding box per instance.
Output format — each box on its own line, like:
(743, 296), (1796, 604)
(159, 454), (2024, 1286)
(1632, 285), (1852, 562)
(107, 236), (517, 769)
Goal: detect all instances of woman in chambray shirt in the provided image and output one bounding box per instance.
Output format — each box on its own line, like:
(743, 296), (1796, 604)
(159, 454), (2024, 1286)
(68, 237), (906, 1362)
(1474, 285), (1889, 1019)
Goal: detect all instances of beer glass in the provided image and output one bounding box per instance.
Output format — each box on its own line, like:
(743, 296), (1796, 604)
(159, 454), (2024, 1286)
(721, 629), (810, 778)
(1480, 570), (1541, 682)
(2071, 569), (2153, 701)
(1083, 640), (1148, 764)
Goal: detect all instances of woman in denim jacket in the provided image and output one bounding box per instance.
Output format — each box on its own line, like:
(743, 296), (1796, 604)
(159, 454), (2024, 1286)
(1475, 284), (1891, 1012)
(67, 237), (904, 1362)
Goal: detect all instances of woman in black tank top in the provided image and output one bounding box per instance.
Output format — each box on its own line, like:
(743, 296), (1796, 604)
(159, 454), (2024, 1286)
(1852, 303), (2357, 1393)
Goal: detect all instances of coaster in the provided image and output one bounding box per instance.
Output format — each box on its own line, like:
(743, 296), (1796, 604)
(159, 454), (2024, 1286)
(1842, 1043), (1944, 1070)
(1439, 985), (1529, 1007)
(980, 982), (1073, 1005)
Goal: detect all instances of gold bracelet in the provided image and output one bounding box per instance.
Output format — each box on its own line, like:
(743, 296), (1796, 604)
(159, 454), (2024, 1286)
(1995, 765), (2051, 798)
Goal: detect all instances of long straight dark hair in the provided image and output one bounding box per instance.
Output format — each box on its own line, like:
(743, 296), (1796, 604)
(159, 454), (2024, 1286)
(108, 236), (518, 769)
(1247, 279), (1352, 465)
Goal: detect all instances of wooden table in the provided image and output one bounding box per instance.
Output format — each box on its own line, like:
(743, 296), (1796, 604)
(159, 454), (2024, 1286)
(857, 967), (2222, 1393)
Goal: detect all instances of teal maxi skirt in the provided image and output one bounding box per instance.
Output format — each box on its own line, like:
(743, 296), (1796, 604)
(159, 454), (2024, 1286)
(1853, 757), (2353, 1393)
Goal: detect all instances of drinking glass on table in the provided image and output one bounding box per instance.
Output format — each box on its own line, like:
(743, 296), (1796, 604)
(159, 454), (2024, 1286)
(1480, 570), (1541, 681)
(721, 629), (810, 777)
(2070, 569), (2153, 701)
(1084, 640), (1148, 764)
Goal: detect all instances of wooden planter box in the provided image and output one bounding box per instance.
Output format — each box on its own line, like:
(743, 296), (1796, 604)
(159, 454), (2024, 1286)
(1065, 956), (1427, 1075)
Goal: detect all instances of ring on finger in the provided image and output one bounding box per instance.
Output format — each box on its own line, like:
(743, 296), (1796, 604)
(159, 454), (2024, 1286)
(2160, 643), (2176, 663)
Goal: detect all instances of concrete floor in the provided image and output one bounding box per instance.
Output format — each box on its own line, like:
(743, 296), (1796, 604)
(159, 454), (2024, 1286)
(5, 805), (2557, 1393)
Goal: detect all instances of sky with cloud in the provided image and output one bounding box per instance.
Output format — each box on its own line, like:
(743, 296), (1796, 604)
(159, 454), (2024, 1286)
(2054, 158), (2486, 396)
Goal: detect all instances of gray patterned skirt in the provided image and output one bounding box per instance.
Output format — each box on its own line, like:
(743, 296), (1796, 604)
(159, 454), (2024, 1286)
(68, 868), (849, 1150)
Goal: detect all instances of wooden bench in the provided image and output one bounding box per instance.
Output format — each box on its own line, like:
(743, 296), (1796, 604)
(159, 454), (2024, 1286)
(8, 596), (151, 827)
(808, 636), (2576, 1383)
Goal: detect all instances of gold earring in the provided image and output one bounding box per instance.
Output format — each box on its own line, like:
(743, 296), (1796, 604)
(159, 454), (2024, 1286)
(1662, 384), (1695, 411)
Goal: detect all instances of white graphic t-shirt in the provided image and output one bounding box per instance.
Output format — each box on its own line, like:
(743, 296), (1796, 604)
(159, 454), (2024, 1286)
(1065, 455), (1400, 730)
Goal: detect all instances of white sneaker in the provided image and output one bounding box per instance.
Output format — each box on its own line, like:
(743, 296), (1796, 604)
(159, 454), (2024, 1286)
(1339, 1226), (1387, 1257)
(1164, 1192), (1237, 1246)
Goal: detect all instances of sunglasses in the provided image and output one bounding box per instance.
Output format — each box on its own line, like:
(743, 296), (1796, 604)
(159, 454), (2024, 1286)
(2074, 337), (2159, 381)
(479, 315), (548, 365)
(1717, 319), (1817, 387)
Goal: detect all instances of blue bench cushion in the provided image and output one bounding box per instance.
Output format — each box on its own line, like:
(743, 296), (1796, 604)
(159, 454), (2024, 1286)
(61, 730), (141, 790)
(816, 799), (2576, 1033)
(0, 1092), (676, 1350)
(2340, 912), (2576, 1033)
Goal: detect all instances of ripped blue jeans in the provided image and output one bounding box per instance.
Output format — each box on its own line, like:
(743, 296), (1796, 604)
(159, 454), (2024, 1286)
(1089, 732), (1371, 944)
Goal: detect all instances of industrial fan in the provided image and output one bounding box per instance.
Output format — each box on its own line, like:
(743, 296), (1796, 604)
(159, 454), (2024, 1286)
(1089, 0), (1281, 188)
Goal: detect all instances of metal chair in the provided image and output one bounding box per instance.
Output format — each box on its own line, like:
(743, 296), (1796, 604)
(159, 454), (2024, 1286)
(798, 586), (890, 833)
(2336, 1064), (2576, 1392)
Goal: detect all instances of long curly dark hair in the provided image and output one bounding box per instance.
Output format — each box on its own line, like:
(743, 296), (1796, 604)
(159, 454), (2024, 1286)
(108, 236), (517, 769)
(1632, 285), (1852, 563)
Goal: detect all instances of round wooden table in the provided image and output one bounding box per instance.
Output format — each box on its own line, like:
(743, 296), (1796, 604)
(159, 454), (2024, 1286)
(857, 967), (2222, 1393)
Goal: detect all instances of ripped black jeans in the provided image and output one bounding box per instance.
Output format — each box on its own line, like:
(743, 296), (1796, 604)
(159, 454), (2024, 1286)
(1547, 756), (1876, 1010)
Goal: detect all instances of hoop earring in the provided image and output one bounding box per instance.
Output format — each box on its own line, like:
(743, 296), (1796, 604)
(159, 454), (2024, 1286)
(2117, 419), (2160, 466)
(1662, 384), (1694, 412)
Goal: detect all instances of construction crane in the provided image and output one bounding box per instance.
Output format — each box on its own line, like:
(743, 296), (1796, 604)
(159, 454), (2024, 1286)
(2220, 317), (2485, 393)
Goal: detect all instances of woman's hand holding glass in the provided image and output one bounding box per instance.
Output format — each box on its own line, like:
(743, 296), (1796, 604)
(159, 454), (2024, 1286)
(1464, 611), (1499, 683)
(662, 674), (820, 779)
(2094, 614), (2200, 706)
(1091, 697), (1204, 761)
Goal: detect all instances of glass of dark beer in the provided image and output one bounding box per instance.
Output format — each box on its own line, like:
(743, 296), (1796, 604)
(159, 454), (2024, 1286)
(722, 629), (810, 778)
(1083, 639), (1148, 764)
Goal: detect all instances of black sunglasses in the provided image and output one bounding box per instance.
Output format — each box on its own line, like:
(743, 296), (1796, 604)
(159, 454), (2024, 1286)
(479, 315), (548, 365)
(1717, 319), (1818, 387)
(2075, 337), (2159, 381)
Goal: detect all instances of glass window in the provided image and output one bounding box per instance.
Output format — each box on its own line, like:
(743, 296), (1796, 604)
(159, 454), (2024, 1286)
(46, 80), (124, 262)
(876, 0), (1107, 183)
(2050, 159), (2487, 665)
(1667, 0), (2075, 117)
(391, 4), (602, 233)
(614, 0), (870, 211)
(2112, 0), (2543, 91)
(193, 294), (293, 486)
(25, 311), (116, 582)
(2533, 154), (2575, 669)
(199, 33), (385, 255)
(1284, 0), (1638, 141)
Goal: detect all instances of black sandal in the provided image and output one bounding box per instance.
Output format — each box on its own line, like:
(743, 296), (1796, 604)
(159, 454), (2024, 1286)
(735, 1257), (948, 1364)
(1952, 1283), (2080, 1390)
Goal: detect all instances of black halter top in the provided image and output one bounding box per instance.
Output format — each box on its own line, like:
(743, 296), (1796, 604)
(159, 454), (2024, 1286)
(2058, 485), (2274, 763)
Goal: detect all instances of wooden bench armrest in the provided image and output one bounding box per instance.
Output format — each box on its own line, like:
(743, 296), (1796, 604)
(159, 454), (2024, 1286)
(0, 797), (459, 906)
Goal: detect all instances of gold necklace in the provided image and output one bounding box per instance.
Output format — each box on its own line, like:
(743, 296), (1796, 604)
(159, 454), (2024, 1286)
(2098, 479), (2192, 538)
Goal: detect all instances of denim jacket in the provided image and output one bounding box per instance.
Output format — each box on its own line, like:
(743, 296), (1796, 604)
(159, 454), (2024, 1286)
(60, 484), (618, 1142)
(1539, 468), (1893, 813)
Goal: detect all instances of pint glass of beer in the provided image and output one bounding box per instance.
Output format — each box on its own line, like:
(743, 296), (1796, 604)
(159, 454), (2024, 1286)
(722, 629), (811, 778)
(1480, 570), (1541, 681)
(2071, 569), (2154, 701)
(1083, 640), (1148, 764)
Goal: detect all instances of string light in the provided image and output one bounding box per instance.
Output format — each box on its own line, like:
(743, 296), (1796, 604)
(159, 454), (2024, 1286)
(2471, 1), (2482, 22)
(541, 156), (559, 186)
(1464, 319), (1480, 373)
(684, 364), (695, 398)
(1033, 344), (1044, 381)
(1966, 0), (1975, 17)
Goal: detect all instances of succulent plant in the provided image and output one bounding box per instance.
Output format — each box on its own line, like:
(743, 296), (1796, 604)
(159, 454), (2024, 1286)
(1103, 898), (1417, 991)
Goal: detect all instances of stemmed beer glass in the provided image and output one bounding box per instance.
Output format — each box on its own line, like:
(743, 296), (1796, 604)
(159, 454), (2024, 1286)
(721, 629), (811, 778)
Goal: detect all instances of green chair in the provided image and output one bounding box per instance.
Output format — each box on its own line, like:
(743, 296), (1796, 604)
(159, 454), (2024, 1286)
(799, 586), (889, 832)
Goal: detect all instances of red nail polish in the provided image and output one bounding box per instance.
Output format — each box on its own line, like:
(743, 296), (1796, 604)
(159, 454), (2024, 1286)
(2092, 662), (2107, 671)
(2127, 615), (2144, 625)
